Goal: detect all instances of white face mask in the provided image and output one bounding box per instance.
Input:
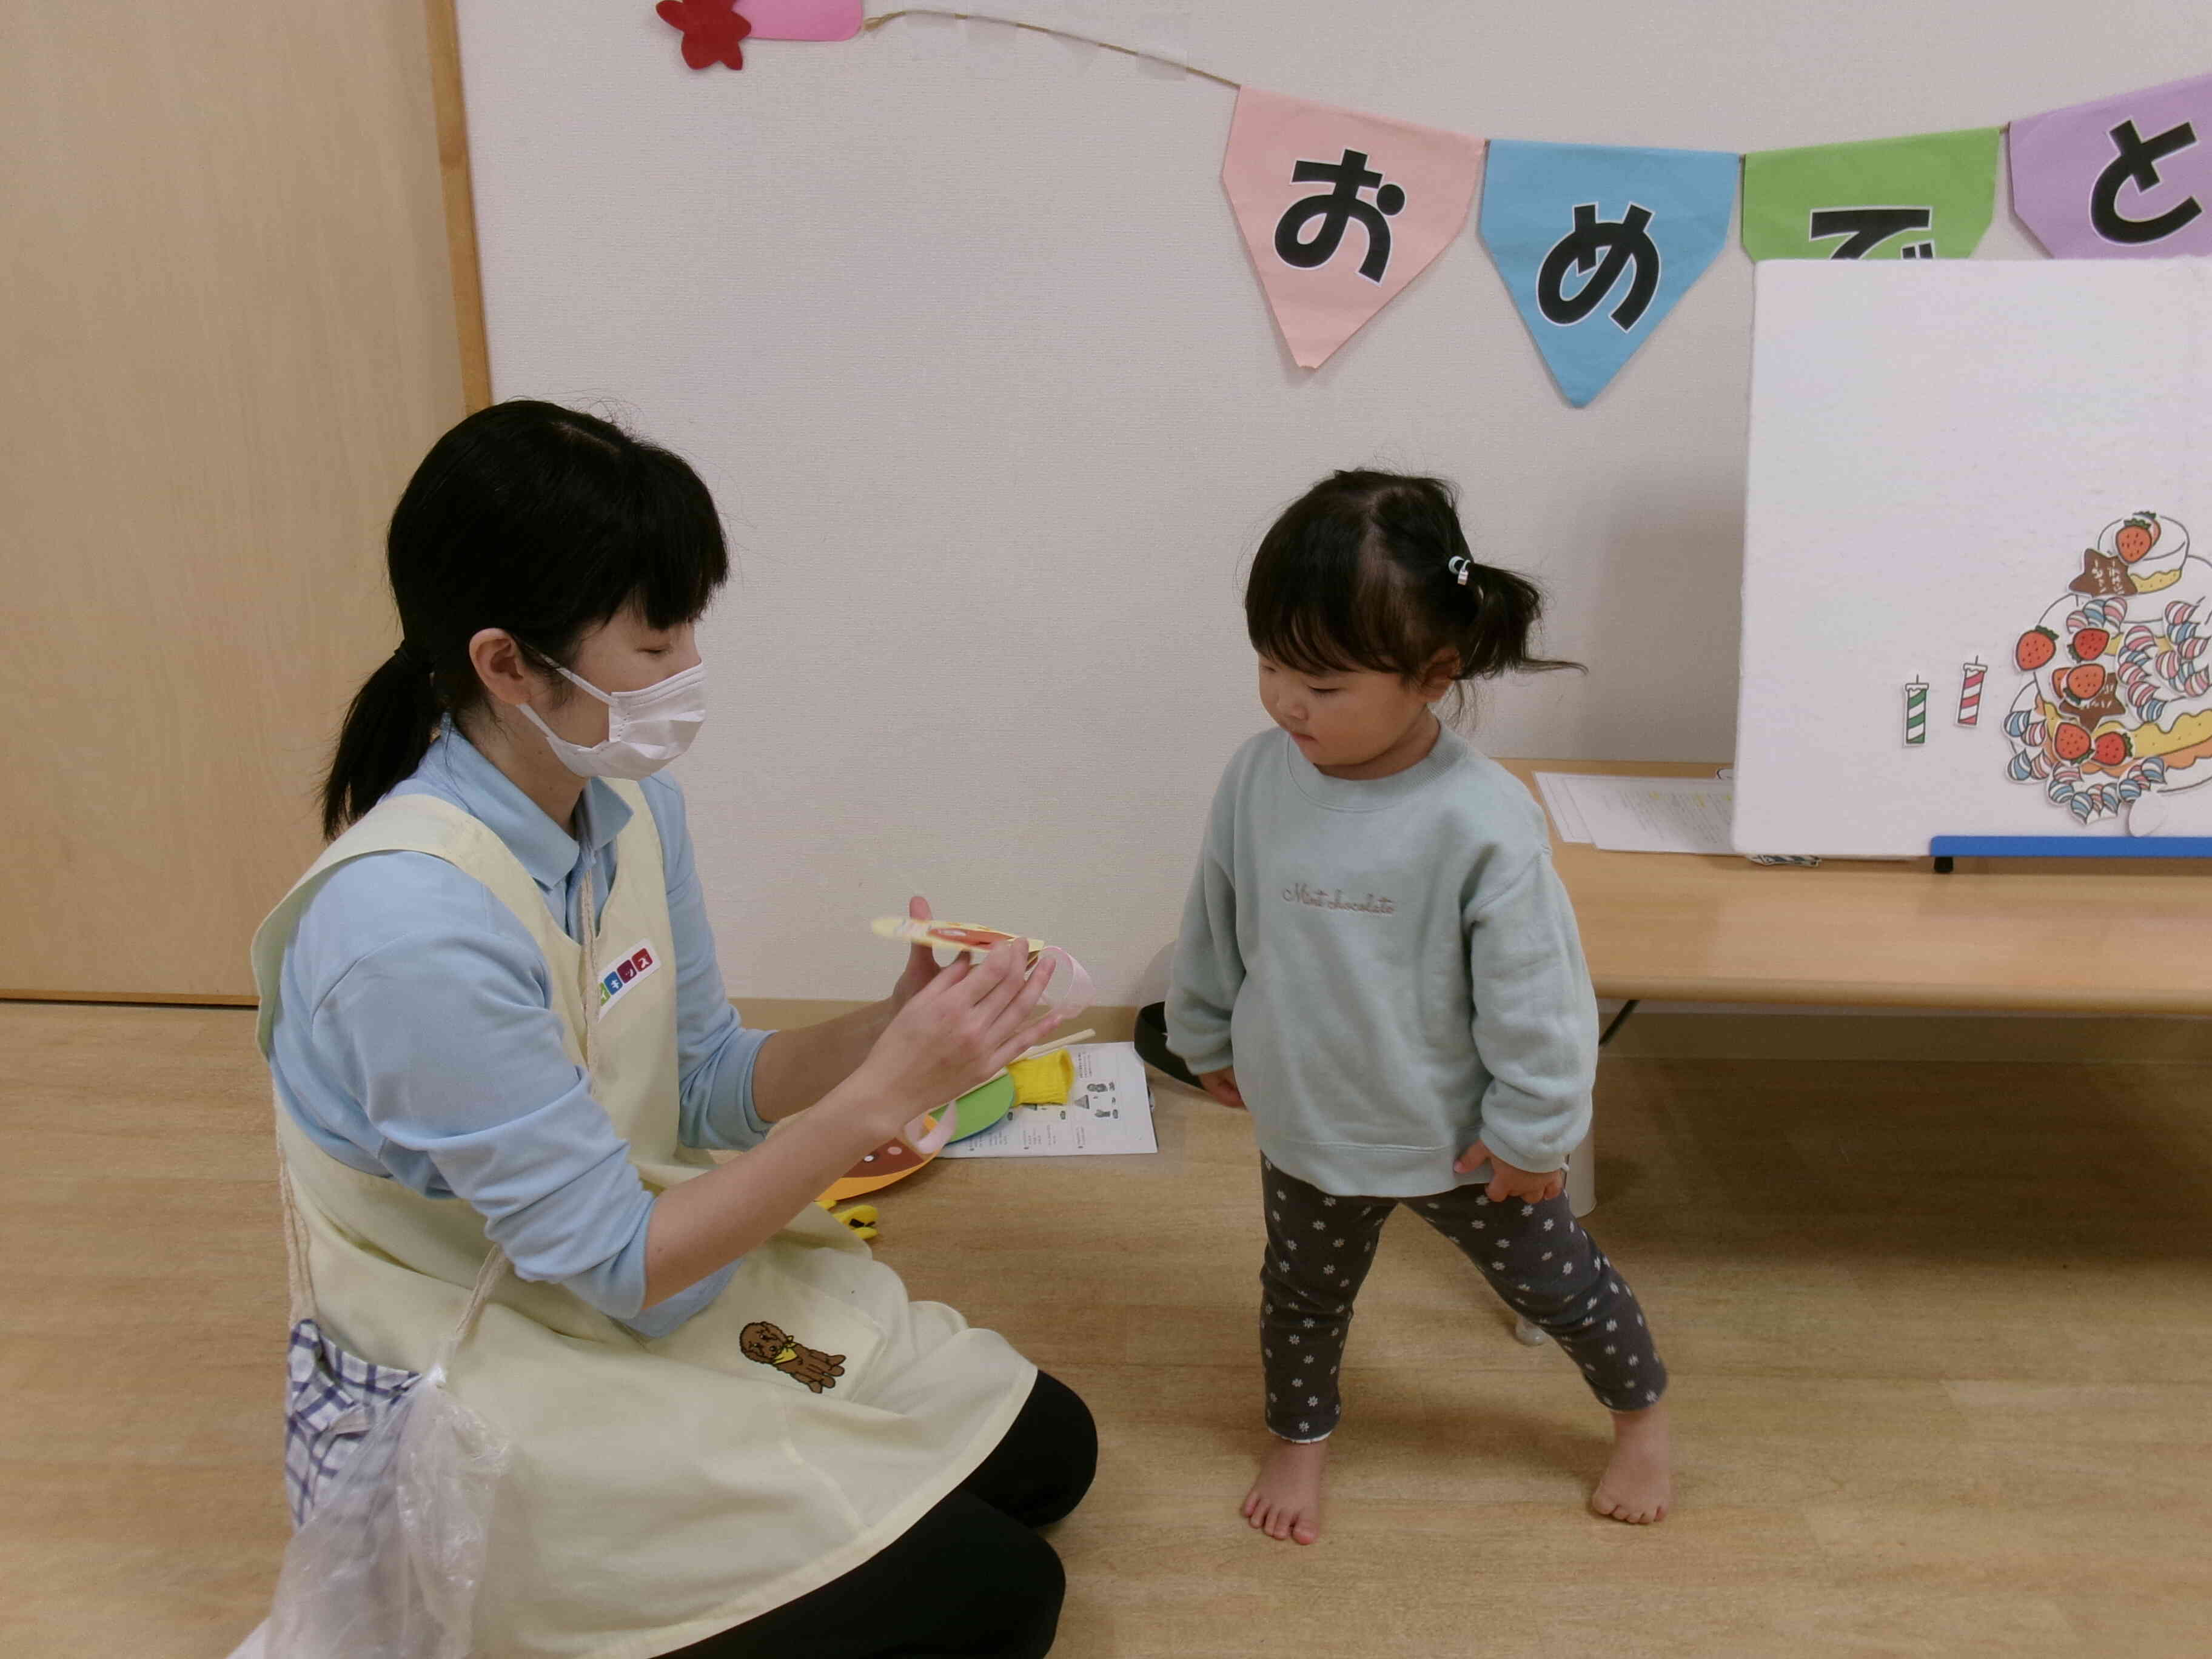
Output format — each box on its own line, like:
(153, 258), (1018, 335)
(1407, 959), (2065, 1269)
(520, 661), (707, 780)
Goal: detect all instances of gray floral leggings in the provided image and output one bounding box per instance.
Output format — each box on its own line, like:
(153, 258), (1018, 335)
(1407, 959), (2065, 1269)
(1259, 1156), (1666, 1442)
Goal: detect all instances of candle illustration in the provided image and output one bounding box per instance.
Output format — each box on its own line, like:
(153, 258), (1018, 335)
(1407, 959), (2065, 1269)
(1905, 678), (1929, 746)
(1957, 659), (1986, 726)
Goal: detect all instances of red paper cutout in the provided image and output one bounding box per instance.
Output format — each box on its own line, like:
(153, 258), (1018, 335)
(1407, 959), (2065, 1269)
(657, 0), (754, 70)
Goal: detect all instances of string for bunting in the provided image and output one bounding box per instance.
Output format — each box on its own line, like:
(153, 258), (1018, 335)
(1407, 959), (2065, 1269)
(816, 20), (2212, 392)
(862, 9), (1243, 89)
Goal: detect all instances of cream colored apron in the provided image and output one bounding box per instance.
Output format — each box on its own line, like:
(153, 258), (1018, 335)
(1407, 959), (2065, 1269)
(252, 784), (1035, 1659)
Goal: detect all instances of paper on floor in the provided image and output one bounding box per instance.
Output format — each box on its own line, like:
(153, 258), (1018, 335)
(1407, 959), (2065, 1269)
(938, 1043), (1158, 1158)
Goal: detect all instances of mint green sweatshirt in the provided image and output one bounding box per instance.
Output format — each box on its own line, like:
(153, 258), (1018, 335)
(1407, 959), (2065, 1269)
(1167, 724), (1598, 1198)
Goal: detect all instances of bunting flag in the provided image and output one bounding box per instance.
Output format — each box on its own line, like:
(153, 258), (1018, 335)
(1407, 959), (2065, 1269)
(1220, 87), (1486, 369)
(1741, 127), (2000, 260)
(658, 17), (2212, 406)
(2009, 72), (2212, 258)
(1478, 140), (1737, 407)
(739, 0), (863, 40)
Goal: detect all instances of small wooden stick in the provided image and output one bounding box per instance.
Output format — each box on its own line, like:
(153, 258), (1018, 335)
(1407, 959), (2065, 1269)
(1015, 1029), (1095, 1062)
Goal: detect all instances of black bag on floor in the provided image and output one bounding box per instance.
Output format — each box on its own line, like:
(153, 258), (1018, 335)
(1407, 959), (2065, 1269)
(1133, 1002), (1199, 1089)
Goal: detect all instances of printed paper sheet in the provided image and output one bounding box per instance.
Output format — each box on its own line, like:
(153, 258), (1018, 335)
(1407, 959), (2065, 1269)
(939, 1043), (1159, 1158)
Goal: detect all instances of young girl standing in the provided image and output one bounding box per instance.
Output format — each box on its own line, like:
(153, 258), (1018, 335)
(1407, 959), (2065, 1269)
(1167, 469), (1672, 1544)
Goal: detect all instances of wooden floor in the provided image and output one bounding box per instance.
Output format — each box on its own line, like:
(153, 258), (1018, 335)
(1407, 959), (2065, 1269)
(7, 1003), (2212, 1658)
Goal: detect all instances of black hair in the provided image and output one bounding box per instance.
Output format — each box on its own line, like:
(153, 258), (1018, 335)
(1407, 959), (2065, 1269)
(1244, 469), (1581, 693)
(320, 400), (729, 837)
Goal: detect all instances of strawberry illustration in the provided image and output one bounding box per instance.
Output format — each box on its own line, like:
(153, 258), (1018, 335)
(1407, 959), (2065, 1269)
(2062, 662), (2108, 702)
(2070, 626), (2111, 661)
(2092, 729), (2131, 768)
(2016, 626), (2058, 671)
(2116, 514), (2161, 563)
(2053, 723), (2093, 762)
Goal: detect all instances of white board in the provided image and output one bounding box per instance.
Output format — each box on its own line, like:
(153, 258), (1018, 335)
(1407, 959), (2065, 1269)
(1735, 260), (2212, 858)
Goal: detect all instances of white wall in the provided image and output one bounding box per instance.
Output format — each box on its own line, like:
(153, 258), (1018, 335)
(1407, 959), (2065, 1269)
(457, 0), (2208, 1001)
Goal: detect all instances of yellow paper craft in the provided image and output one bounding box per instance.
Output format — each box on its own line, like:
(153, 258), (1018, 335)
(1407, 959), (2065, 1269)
(1007, 1050), (1075, 1105)
(815, 1199), (879, 1241)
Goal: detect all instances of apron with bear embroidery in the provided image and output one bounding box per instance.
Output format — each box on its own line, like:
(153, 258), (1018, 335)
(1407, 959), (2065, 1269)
(252, 782), (1034, 1658)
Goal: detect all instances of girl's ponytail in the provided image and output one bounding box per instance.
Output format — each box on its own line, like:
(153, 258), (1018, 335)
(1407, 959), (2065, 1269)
(1449, 558), (1582, 680)
(321, 646), (443, 839)
(1245, 468), (1581, 689)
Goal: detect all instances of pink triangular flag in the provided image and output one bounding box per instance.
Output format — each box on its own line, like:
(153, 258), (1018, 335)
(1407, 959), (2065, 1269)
(1222, 87), (1484, 369)
(739, 0), (862, 41)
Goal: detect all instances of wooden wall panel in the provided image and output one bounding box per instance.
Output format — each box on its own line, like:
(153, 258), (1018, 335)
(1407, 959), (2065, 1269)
(0, 2), (468, 999)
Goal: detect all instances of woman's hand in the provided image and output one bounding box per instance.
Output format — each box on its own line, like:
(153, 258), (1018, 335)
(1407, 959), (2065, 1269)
(851, 938), (1063, 1134)
(1198, 1067), (1247, 1110)
(888, 894), (942, 1013)
(1453, 1139), (1564, 1204)
(645, 939), (1059, 1312)
(748, 894), (956, 1125)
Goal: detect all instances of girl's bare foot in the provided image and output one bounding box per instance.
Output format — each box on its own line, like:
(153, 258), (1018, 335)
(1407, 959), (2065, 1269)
(1591, 1399), (1671, 1524)
(1242, 1435), (1329, 1544)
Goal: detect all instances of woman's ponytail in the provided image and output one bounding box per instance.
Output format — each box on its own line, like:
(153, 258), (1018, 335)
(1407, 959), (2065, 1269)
(320, 648), (443, 838)
(317, 401), (731, 840)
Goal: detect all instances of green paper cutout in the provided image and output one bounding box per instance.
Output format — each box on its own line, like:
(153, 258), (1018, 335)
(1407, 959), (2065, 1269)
(951, 1073), (1017, 1141)
(1742, 127), (2001, 261)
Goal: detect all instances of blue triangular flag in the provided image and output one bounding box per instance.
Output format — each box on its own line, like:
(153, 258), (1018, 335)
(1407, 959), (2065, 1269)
(1479, 140), (1739, 407)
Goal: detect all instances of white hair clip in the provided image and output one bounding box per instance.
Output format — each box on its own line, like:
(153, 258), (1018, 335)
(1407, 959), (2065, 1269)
(1447, 555), (1473, 586)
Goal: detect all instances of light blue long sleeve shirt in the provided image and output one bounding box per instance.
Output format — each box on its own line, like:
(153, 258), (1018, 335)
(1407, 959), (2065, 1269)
(268, 725), (775, 1338)
(1166, 725), (1599, 1198)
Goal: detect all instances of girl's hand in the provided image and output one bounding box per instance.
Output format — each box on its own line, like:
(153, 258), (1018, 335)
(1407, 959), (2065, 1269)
(852, 939), (1063, 1134)
(1453, 1140), (1564, 1204)
(888, 894), (942, 1013)
(1198, 1067), (1247, 1110)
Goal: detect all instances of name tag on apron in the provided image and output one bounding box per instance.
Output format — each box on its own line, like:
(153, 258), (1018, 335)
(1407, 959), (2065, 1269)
(595, 939), (662, 1017)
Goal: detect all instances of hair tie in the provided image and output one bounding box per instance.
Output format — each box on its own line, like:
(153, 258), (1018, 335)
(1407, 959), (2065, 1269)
(1447, 555), (1473, 588)
(392, 639), (429, 674)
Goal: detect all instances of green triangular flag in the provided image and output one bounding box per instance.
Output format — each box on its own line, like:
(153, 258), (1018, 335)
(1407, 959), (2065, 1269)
(1742, 127), (2001, 260)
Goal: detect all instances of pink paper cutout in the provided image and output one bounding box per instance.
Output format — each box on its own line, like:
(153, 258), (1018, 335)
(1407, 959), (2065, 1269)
(1221, 87), (1485, 369)
(740, 0), (863, 41)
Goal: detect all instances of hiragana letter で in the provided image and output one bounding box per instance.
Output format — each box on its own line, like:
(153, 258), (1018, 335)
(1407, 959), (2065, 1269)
(1807, 205), (1936, 259)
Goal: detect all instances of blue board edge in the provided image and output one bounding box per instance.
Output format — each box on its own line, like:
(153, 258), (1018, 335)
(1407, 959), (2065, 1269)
(1929, 835), (2212, 859)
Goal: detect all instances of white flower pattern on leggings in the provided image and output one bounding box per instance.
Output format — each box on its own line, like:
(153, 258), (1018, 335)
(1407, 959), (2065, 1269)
(1256, 1161), (1662, 1440)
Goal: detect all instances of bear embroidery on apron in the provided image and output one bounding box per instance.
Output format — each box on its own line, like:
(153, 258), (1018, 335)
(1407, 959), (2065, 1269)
(740, 1322), (847, 1393)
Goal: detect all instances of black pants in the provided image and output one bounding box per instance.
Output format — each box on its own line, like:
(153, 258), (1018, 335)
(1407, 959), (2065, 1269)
(1259, 1156), (1666, 1441)
(669, 1371), (1097, 1659)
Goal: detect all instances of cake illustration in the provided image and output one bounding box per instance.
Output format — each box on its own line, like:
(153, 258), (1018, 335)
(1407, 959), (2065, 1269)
(2003, 512), (2212, 823)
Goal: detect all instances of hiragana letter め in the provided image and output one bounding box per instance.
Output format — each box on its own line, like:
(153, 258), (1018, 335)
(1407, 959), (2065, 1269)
(1537, 203), (1661, 330)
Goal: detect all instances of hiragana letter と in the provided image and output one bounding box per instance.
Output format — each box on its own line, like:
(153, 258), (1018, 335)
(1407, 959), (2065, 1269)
(2090, 118), (2204, 246)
